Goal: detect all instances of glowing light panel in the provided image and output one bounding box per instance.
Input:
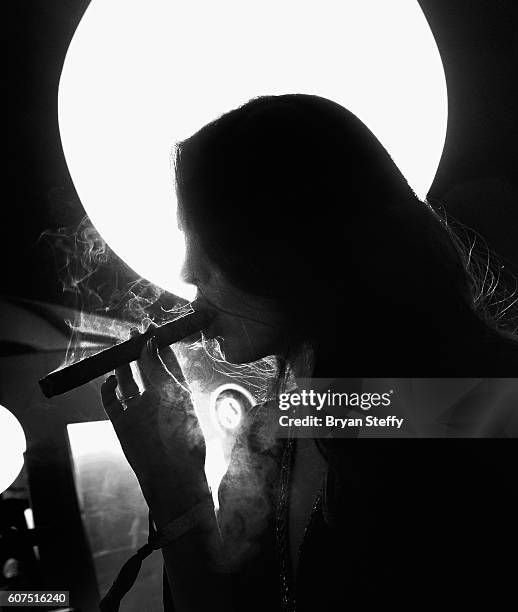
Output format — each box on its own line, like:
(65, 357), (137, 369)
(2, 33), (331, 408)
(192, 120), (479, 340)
(59, 0), (447, 298)
(0, 404), (27, 494)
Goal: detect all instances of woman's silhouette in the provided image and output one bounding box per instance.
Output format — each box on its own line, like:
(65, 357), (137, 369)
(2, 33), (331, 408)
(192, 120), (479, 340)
(101, 94), (518, 611)
(175, 94), (518, 377)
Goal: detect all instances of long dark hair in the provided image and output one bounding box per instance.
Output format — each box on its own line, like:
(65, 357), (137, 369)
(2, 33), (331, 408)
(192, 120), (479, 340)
(174, 94), (518, 379)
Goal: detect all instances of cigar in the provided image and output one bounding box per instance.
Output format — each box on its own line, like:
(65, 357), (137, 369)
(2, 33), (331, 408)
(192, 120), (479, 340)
(39, 307), (214, 398)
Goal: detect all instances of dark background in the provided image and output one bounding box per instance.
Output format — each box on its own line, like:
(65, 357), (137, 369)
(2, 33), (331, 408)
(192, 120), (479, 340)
(5, 0), (518, 308)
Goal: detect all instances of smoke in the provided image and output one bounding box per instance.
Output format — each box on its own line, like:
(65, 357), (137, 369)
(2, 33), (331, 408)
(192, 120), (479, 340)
(40, 214), (285, 569)
(39, 214), (188, 366)
(185, 334), (281, 403)
(216, 401), (282, 570)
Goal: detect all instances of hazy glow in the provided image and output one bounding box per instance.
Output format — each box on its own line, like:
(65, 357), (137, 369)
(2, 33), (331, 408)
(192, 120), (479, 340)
(59, 0), (447, 298)
(205, 438), (228, 511)
(67, 407), (237, 512)
(67, 421), (124, 461)
(206, 383), (254, 509)
(0, 404), (27, 494)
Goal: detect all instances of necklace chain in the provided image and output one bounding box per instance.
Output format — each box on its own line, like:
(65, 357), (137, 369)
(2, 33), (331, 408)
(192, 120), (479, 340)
(276, 437), (296, 612)
(276, 436), (324, 612)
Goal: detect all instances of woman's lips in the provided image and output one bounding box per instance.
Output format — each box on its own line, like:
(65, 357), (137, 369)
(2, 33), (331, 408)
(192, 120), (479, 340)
(192, 294), (223, 338)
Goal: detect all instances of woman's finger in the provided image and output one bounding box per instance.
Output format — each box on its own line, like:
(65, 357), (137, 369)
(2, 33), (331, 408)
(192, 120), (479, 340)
(159, 344), (189, 391)
(129, 326), (152, 391)
(142, 321), (185, 387)
(139, 336), (174, 392)
(115, 363), (140, 399)
(101, 374), (124, 421)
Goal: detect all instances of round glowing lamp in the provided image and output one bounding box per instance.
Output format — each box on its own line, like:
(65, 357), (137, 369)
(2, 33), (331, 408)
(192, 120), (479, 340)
(210, 383), (254, 432)
(0, 404), (27, 494)
(59, 0), (447, 299)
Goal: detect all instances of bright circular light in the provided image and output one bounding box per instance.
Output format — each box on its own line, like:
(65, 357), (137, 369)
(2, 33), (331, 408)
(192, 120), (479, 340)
(216, 397), (243, 430)
(59, 0), (447, 298)
(210, 383), (254, 432)
(0, 404), (27, 494)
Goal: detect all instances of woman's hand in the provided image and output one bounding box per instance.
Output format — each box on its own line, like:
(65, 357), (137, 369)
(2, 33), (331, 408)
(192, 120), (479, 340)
(100, 326), (210, 527)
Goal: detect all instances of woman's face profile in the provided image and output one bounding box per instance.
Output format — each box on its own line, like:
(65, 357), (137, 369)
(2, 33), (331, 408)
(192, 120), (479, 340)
(181, 229), (290, 364)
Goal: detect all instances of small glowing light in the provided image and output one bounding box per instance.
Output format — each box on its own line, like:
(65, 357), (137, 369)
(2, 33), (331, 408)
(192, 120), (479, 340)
(24, 507), (35, 530)
(23, 508), (40, 560)
(0, 404), (27, 494)
(210, 383), (254, 433)
(59, 0), (447, 298)
(216, 397), (242, 430)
